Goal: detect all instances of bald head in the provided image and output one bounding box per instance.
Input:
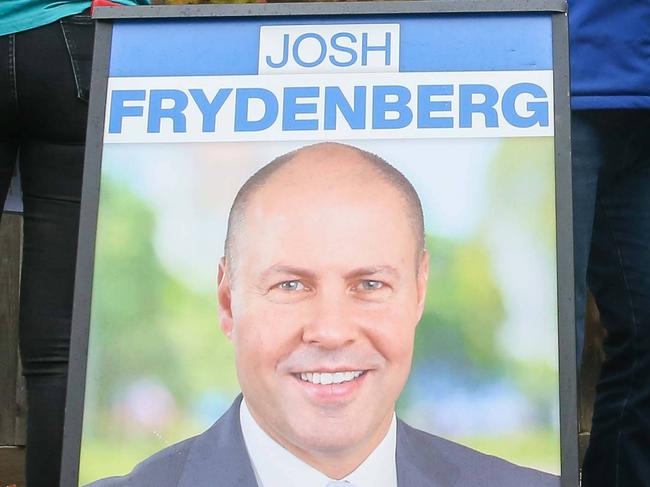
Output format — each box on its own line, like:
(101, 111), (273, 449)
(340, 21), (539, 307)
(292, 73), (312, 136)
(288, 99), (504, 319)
(224, 142), (425, 274)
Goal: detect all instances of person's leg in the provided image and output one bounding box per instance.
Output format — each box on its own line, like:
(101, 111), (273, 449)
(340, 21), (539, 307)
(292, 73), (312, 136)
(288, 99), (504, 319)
(14, 15), (93, 486)
(571, 110), (606, 362)
(0, 33), (19, 205)
(581, 110), (650, 487)
(18, 144), (83, 487)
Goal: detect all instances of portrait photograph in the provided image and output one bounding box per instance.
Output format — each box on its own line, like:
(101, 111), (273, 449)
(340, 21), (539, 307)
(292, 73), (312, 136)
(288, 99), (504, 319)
(78, 136), (560, 486)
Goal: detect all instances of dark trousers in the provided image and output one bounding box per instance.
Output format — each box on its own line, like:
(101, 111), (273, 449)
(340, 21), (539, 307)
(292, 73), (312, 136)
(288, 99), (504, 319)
(573, 110), (650, 487)
(0, 14), (94, 486)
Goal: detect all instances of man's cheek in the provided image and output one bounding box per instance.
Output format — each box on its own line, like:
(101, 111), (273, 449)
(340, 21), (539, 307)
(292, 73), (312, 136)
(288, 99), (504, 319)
(374, 325), (416, 365)
(369, 307), (416, 337)
(237, 309), (300, 349)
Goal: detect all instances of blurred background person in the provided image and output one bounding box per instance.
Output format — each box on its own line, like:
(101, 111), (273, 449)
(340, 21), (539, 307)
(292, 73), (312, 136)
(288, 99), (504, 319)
(0, 0), (148, 484)
(568, 1), (650, 486)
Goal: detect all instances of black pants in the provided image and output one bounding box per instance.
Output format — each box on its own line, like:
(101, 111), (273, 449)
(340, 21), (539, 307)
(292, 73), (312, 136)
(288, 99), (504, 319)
(0, 14), (94, 486)
(573, 110), (650, 487)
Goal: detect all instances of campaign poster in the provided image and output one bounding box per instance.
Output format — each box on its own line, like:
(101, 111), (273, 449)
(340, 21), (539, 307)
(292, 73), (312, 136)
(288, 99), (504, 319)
(65, 5), (574, 486)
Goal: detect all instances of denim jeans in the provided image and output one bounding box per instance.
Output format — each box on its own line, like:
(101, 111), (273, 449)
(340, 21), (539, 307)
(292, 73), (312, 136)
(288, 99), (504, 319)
(572, 110), (650, 487)
(0, 14), (93, 486)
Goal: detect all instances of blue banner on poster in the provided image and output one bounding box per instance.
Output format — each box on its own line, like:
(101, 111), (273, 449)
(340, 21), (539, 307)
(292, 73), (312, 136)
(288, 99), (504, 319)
(109, 15), (552, 77)
(104, 14), (554, 143)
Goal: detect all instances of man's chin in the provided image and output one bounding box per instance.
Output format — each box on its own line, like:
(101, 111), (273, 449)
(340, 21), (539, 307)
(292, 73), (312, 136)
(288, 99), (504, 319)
(286, 420), (370, 459)
(280, 398), (381, 458)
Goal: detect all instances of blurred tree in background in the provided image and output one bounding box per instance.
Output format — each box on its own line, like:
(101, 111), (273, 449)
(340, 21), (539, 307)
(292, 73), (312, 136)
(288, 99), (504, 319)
(416, 235), (505, 373)
(88, 178), (238, 440)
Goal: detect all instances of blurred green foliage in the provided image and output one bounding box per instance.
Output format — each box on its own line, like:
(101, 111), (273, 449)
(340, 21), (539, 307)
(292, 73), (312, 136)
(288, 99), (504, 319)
(87, 181), (238, 432)
(485, 137), (559, 401)
(486, 137), (556, 251)
(416, 235), (505, 373)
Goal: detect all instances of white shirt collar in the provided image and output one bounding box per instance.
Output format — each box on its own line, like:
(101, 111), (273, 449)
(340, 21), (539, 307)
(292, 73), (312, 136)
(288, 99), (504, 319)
(239, 399), (397, 487)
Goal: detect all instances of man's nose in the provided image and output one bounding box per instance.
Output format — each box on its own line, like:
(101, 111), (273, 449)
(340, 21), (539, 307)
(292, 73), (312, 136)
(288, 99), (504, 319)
(302, 289), (359, 348)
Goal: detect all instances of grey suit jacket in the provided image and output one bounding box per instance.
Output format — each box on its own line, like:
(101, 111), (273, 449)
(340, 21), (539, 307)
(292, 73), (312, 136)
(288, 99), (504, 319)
(88, 396), (558, 487)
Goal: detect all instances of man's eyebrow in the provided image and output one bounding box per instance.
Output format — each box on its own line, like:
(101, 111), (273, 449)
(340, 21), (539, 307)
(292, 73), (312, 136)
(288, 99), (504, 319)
(259, 264), (318, 281)
(258, 265), (400, 281)
(343, 266), (400, 280)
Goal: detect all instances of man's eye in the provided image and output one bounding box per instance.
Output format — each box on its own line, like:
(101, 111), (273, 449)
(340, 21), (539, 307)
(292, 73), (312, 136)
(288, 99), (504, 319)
(359, 280), (383, 290)
(277, 280), (306, 291)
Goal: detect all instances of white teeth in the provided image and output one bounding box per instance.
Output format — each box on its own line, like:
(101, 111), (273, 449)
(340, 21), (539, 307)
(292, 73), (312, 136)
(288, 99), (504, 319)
(298, 370), (363, 385)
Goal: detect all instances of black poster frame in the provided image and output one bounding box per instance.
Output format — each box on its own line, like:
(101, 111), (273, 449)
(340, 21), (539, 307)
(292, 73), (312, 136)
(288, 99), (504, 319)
(61, 2), (576, 485)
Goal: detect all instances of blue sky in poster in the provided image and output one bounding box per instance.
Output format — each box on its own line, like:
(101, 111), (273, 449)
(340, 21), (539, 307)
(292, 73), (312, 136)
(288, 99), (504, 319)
(109, 14), (552, 77)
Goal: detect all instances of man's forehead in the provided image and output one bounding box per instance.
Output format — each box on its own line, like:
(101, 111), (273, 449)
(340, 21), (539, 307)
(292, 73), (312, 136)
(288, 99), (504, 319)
(224, 142), (425, 276)
(236, 180), (418, 271)
(245, 166), (404, 225)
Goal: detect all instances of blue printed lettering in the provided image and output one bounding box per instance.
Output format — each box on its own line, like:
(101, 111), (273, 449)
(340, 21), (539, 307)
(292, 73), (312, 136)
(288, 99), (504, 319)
(109, 90), (145, 134)
(329, 33), (358, 67)
(417, 85), (454, 129)
(266, 34), (290, 68)
(147, 89), (188, 133)
(234, 88), (278, 132)
(361, 32), (391, 66)
(502, 83), (549, 128)
(283, 87), (320, 131)
(189, 88), (232, 132)
(372, 85), (412, 129)
(459, 84), (499, 128)
(324, 86), (366, 130)
(293, 33), (327, 68)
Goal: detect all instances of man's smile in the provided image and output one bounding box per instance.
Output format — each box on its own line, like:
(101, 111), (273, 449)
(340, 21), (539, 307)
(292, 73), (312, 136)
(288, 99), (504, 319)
(297, 370), (365, 385)
(291, 369), (371, 403)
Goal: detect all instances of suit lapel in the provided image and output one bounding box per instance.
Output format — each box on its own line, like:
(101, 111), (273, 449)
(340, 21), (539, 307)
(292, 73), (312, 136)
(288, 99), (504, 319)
(396, 419), (460, 487)
(178, 395), (258, 487)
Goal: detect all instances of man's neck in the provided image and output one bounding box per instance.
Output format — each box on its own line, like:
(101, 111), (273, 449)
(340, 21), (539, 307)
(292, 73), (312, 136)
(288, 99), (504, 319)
(286, 415), (394, 479)
(240, 399), (397, 484)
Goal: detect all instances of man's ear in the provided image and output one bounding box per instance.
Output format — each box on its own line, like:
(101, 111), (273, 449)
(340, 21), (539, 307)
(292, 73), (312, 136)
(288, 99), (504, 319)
(217, 257), (234, 339)
(415, 249), (429, 322)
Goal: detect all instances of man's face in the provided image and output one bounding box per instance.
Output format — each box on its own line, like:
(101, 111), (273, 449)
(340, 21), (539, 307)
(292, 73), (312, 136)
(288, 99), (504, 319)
(217, 149), (428, 467)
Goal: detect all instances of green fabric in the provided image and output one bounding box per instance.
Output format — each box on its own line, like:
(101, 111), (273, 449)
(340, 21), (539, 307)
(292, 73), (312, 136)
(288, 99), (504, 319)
(0, 0), (150, 36)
